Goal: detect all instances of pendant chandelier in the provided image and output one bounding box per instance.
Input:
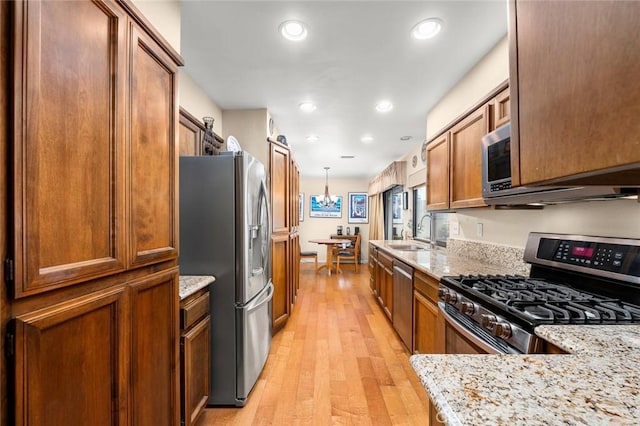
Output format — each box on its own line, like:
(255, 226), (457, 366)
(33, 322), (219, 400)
(319, 166), (337, 208)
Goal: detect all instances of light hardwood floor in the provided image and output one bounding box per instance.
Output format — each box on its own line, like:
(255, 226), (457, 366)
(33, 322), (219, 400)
(197, 263), (430, 425)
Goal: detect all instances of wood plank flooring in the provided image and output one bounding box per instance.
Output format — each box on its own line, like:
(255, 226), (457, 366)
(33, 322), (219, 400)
(196, 263), (430, 425)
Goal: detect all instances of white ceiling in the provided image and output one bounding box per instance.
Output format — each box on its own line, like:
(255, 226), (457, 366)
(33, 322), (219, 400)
(181, 1), (508, 178)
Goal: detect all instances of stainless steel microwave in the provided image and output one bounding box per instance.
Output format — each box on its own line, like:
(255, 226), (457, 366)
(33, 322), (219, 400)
(481, 123), (629, 205)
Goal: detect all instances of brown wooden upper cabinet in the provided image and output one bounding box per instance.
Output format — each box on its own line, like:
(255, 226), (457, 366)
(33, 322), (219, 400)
(179, 108), (205, 156)
(9, 0), (181, 296)
(128, 24), (179, 269)
(10, 0), (128, 297)
(509, 0), (640, 186)
(426, 133), (450, 210)
(492, 87), (510, 130)
(270, 142), (290, 234)
(449, 104), (489, 209)
(426, 103), (490, 211)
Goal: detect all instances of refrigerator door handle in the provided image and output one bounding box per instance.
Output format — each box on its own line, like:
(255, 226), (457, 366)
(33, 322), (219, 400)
(258, 179), (271, 276)
(245, 281), (274, 313)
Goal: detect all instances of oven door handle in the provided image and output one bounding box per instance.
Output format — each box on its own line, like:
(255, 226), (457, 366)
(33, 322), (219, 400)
(438, 302), (504, 354)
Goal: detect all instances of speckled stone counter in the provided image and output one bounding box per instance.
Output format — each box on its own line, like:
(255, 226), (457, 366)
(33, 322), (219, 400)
(369, 240), (525, 279)
(410, 325), (640, 425)
(179, 275), (215, 300)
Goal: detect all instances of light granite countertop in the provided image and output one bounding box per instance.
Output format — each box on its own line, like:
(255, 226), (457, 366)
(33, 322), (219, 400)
(371, 239), (640, 424)
(369, 240), (527, 278)
(410, 325), (640, 425)
(179, 275), (215, 300)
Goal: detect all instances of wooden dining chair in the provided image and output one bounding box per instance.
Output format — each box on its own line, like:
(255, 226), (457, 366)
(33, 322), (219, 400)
(336, 233), (361, 273)
(299, 242), (318, 272)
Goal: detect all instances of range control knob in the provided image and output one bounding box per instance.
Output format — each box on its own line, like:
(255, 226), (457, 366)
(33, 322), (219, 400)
(437, 288), (447, 300)
(444, 291), (458, 304)
(460, 301), (476, 316)
(494, 322), (512, 339)
(481, 314), (497, 329)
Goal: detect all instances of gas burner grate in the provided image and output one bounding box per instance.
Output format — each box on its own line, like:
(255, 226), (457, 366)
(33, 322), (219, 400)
(444, 274), (640, 325)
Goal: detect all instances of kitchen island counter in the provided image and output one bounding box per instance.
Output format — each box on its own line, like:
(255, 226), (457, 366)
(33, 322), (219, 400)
(410, 325), (640, 425)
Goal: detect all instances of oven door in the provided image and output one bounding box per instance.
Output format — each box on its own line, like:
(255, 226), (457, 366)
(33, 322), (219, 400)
(439, 302), (520, 354)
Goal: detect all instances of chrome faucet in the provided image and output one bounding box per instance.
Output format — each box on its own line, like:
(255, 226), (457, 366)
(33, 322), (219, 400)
(417, 214), (431, 231)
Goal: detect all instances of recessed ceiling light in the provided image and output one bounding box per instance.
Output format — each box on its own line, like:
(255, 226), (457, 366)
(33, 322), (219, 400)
(400, 136), (413, 141)
(279, 20), (308, 41)
(411, 18), (443, 40)
(299, 102), (316, 112)
(361, 135), (374, 143)
(340, 155), (355, 159)
(306, 135), (319, 142)
(375, 100), (393, 113)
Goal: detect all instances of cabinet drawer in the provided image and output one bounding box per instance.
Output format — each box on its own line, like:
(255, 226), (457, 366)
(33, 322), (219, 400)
(414, 270), (439, 304)
(181, 292), (210, 330)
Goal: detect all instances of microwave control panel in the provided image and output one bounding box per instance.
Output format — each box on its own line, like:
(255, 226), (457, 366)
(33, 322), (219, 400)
(490, 180), (513, 192)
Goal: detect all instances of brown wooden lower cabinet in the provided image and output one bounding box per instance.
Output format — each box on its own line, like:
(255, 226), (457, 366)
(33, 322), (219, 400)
(130, 269), (180, 426)
(413, 270), (444, 354)
(377, 251), (394, 320)
(180, 288), (211, 426)
(271, 233), (290, 331)
(10, 267), (180, 426)
(12, 286), (129, 426)
(368, 245), (378, 295)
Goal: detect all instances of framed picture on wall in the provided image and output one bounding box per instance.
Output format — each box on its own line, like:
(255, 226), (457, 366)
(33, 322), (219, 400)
(299, 193), (304, 221)
(348, 192), (368, 223)
(310, 195), (342, 218)
(392, 193), (403, 223)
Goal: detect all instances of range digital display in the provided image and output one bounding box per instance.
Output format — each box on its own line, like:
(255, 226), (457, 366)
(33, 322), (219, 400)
(572, 246), (595, 258)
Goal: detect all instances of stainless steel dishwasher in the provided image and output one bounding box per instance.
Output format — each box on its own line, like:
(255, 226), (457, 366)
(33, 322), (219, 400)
(392, 259), (413, 351)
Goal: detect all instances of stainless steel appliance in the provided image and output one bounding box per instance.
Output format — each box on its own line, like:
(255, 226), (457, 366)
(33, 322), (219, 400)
(392, 259), (413, 351)
(439, 232), (640, 354)
(481, 123), (631, 205)
(179, 152), (272, 406)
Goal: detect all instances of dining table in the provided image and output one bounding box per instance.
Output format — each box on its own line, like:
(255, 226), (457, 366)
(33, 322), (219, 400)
(308, 239), (351, 275)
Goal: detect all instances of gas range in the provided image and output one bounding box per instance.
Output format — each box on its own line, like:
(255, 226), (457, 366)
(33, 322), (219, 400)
(439, 233), (640, 354)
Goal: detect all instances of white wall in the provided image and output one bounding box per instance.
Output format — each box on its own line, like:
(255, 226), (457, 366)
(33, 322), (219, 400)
(132, 0), (224, 136)
(452, 199), (640, 248)
(180, 72), (223, 136)
(131, 0), (180, 53)
(299, 177), (371, 262)
(427, 36), (509, 139)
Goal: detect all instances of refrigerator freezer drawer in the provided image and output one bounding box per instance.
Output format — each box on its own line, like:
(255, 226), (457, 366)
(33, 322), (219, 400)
(235, 281), (273, 405)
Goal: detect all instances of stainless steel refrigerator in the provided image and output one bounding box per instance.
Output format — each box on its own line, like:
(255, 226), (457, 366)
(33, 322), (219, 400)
(179, 151), (272, 406)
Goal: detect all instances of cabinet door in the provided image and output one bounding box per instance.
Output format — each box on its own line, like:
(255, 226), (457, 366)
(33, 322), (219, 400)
(368, 246), (377, 294)
(270, 143), (290, 234)
(426, 133), (450, 210)
(449, 105), (488, 209)
(128, 25), (179, 268)
(130, 268), (179, 426)
(492, 87), (510, 130)
(271, 234), (289, 331)
(511, 0), (640, 185)
(181, 315), (210, 426)
(289, 233), (299, 305)
(413, 291), (440, 354)
(179, 108), (203, 156)
(10, 0), (127, 297)
(13, 286), (128, 426)
(384, 267), (393, 320)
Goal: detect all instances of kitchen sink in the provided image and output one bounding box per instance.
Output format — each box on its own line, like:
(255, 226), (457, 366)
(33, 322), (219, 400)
(388, 244), (427, 251)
